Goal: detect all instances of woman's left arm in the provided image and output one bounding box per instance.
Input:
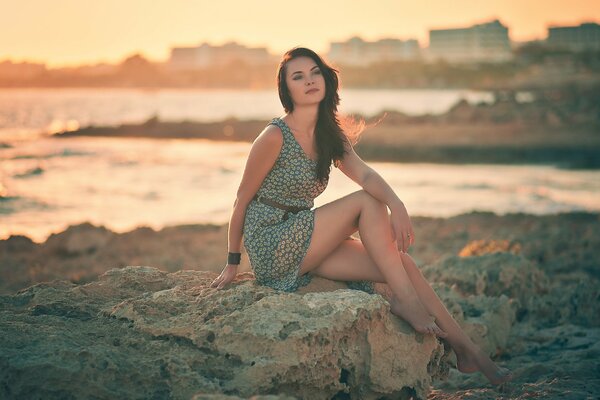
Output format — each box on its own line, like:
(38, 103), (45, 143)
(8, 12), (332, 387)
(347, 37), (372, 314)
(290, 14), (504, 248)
(337, 141), (414, 253)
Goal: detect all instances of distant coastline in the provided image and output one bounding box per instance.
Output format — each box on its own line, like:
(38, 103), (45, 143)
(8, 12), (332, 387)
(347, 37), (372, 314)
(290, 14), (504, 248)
(53, 84), (600, 169)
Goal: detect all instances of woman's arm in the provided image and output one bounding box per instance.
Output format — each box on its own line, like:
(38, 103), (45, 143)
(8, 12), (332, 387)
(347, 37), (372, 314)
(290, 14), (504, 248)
(337, 139), (415, 252)
(211, 124), (284, 289)
(229, 124), (284, 250)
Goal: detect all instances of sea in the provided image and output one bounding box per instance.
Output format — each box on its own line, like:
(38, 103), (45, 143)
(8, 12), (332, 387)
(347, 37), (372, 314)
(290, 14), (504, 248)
(1, 88), (598, 243)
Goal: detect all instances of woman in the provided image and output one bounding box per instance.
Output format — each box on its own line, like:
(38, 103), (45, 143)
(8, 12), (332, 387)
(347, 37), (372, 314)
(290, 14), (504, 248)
(210, 47), (512, 385)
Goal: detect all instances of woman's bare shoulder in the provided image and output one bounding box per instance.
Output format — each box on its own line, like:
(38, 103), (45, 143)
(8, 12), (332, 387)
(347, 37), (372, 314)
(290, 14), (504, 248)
(257, 123), (284, 143)
(254, 124), (283, 147)
(247, 123), (283, 164)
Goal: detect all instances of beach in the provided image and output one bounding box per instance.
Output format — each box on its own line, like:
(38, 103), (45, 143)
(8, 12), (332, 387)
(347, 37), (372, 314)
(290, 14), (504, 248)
(1, 211), (598, 398)
(1, 84), (599, 398)
(51, 84), (600, 169)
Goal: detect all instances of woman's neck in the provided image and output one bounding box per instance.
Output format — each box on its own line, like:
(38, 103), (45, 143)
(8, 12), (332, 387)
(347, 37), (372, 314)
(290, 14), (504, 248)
(285, 108), (318, 138)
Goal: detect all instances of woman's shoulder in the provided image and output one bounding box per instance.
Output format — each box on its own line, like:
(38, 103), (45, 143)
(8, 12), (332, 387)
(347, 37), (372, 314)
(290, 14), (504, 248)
(259, 118), (286, 139)
(254, 120), (284, 146)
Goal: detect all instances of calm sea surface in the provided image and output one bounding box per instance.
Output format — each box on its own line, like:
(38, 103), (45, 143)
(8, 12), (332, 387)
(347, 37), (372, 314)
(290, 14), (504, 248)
(1, 88), (598, 243)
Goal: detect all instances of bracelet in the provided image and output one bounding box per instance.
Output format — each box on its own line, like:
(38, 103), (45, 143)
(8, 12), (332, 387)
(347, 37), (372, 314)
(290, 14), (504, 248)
(227, 252), (241, 265)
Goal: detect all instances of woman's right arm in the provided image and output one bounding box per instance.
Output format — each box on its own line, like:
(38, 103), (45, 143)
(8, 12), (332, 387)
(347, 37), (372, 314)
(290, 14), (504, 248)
(210, 124), (283, 289)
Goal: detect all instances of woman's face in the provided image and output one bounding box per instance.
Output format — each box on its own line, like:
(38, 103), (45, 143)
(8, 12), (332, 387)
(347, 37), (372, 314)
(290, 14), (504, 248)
(285, 56), (326, 106)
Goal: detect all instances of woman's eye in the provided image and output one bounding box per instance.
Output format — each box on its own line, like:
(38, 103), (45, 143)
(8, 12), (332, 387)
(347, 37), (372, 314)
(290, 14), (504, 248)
(293, 70), (320, 80)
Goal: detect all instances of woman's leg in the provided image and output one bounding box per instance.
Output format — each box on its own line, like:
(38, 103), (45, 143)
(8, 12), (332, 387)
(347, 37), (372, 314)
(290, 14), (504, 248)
(307, 235), (512, 385)
(397, 252), (513, 384)
(298, 190), (446, 337)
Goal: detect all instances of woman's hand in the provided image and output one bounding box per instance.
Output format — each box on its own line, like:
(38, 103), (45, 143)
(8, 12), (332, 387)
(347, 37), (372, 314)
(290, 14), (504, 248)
(389, 202), (415, 253)
(210, 264), (238, 290)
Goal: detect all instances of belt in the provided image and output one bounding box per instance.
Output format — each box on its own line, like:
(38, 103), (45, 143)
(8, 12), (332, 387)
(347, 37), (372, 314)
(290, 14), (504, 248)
(253, 194), (310, 220)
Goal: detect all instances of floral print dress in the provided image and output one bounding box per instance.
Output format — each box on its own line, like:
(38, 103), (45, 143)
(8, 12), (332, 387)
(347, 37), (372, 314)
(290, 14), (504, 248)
(242, 117), (376, 294)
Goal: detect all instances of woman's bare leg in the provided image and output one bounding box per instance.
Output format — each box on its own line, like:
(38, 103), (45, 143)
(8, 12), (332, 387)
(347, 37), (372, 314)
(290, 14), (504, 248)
(307, 235), (512, 385)
(298, 190), (446, 337)
(396, 253), (513, 384)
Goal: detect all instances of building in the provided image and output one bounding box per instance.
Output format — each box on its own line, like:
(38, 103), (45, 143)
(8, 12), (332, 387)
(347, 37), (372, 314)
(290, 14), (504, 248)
(327, 36), (421, 66)
(427, 19), (512, 63)
(168, 41), (273, 70)
(546, 22), (600, 52)
(0, 60), (46, 79)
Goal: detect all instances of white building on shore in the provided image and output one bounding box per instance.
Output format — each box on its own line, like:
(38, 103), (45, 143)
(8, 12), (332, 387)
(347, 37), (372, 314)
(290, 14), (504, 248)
(426, 19), (512, 63)
(327, 36), (421, 66)
(546, 22), (600, 52)
(168, 41), (273, 70)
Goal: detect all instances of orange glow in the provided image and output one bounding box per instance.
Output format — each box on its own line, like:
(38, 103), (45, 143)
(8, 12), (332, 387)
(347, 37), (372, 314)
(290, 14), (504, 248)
(0, 0), (598, 67)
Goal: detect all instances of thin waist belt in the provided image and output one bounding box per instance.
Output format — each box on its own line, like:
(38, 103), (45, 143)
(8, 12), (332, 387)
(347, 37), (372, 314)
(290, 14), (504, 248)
(253, 194), (310, 213)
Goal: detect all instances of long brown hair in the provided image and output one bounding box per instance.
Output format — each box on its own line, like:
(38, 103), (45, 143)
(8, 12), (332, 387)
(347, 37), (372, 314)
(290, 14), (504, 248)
(276, 47), (366, 184)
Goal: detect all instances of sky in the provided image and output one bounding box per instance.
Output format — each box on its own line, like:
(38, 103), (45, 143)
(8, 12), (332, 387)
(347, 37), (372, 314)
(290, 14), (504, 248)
(1, 0), (598, 68)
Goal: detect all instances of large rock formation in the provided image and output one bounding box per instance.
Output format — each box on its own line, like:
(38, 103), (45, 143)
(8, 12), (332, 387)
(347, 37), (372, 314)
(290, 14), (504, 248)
(0, 266), (450, 400)
(3, 212), (599, 398)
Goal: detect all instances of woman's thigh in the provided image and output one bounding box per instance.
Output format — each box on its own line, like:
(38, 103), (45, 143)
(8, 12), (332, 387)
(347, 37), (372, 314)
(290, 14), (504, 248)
(298, 189), (381, 275)
(308, 236), (386, 283)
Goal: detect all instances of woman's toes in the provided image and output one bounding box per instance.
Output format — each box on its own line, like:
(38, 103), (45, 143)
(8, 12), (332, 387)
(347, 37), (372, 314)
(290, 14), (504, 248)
(435, 326), (448, 338)
(488, 366), (514, 385)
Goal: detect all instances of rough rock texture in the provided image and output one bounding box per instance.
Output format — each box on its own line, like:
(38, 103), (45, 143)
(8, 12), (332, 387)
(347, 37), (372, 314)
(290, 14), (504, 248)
(422, 253), (548, 307)
(422, 235), (600, 399)
(430, 283), (517, 358)
(0, 266), (448, 400)
(3, 212), (599, 296)
(2, 212), (599, 399)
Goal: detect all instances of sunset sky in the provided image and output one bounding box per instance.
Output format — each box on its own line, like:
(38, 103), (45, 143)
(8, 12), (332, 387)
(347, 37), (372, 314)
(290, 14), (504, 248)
(2, 0), (598, 68)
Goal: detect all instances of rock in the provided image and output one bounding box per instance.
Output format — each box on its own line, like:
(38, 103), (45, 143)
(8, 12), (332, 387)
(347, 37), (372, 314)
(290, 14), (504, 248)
(192, 395), (297, 400)
(43, 222), (114, 256)
(0, 235), (36, 253)
(0, 266), (448, 400)
(458, 239), (522, 257)
(526, 274), (600, 327)
(422, 253), (549, 308)
(431, 283), (517, 358)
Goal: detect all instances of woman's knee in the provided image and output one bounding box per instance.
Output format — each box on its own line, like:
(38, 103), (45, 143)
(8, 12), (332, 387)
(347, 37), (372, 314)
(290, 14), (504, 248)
(356, 189), (387, 213)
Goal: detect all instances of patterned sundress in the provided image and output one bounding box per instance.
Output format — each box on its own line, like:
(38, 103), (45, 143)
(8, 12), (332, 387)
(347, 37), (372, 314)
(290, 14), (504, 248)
(242, 117), (376, 294)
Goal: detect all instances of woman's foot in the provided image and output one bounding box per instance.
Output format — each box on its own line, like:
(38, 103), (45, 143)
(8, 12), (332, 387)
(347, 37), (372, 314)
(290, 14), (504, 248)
(456, 350), (478, 373)
(389, 294), (448, 338)
(455, 345), (513, 385)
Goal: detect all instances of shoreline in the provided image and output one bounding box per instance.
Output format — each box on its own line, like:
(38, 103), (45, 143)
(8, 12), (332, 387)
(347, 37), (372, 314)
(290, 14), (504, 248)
(51, 84), (600, 169)
(1, 209), (597, 295)
(2, 210), (599, 398)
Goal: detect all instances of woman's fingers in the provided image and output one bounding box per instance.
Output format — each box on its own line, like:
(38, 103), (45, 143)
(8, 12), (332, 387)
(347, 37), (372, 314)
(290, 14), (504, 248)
(210, 264), (240, 290)
(213, 271), (236, 290)
(219, 276), (235, 290)
(210, 273), (223, 288)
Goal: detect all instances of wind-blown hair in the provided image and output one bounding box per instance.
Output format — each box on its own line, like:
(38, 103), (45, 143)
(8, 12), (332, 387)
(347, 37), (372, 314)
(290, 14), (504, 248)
(276, 47), (366, 184)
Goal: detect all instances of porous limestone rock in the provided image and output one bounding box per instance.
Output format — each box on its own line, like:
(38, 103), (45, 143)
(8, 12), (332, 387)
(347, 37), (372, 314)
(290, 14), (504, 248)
(422, 252), (548, 307)
(0, 266), (448, 400)
(431, 283), (517, 357)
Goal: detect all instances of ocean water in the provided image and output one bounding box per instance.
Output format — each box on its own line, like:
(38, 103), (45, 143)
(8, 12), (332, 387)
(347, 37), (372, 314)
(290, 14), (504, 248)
(0, 88), (495, 141)
(1, 88), (597, 243)
(1, 135), (599, 243)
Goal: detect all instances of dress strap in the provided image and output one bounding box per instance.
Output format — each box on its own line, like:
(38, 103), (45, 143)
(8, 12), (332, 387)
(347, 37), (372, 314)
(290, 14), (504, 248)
(269, 117), (292, 139)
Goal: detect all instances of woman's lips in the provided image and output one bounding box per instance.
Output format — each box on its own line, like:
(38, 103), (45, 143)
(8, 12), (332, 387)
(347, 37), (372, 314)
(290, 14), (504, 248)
(306, 88), (319, 94)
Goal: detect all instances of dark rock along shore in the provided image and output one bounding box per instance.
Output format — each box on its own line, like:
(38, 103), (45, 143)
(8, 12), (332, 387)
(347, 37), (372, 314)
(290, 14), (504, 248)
(52, 84), (600, 169)
(1, 211), (599, 398)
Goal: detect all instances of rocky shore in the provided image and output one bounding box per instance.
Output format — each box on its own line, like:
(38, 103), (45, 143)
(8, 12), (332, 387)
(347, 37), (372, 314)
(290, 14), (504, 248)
(1, 212), (599, 398)
(53, 84), (600, 168)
